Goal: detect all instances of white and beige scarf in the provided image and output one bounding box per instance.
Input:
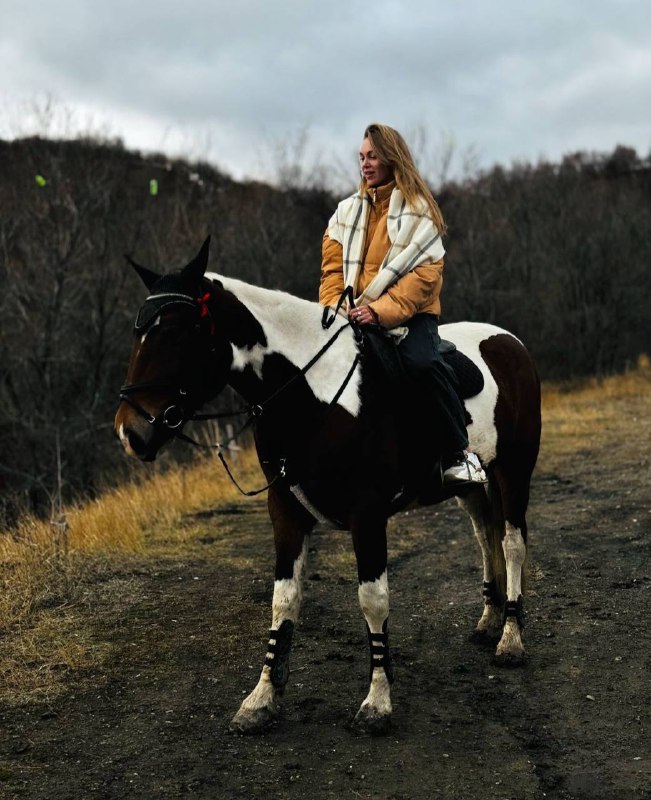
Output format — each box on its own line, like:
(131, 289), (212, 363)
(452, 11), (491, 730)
(327, 186), (446, 306)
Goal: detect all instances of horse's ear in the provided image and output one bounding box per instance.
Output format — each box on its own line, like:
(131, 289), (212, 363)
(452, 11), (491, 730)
(125, 255), (161, 291)
(181, 236), (211, 284)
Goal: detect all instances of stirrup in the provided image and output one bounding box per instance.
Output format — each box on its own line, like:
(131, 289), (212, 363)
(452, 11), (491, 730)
(442, 451), (487, 485)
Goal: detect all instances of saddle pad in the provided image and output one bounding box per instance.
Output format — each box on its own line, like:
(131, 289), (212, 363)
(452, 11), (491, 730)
(443, 348), (484, 399)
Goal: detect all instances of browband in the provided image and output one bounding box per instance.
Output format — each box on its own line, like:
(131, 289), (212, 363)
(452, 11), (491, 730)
(134, 292), (198, 334)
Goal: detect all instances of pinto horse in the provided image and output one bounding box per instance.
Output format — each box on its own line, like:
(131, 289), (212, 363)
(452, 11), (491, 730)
(115, 239), (541, 734)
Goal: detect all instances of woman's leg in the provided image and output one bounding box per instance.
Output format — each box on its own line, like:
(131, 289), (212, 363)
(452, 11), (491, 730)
(398, 314), (486, 484)
(398, 314), (469, 454)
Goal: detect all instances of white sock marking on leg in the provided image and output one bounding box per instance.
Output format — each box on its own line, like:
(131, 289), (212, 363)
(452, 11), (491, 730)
(237, 541), (309, 716)
(271, 540), (308, 628)
(358, 571), (389, 633)
(358, 571), (392, 716)
(502, 523), (525, 601)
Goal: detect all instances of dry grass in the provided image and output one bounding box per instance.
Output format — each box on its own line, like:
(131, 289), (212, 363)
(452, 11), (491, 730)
(1, 448), (263, 625)
(543, 353), (650, 410)
(540, 354), (651, 469)
(0, 610), (113, 705)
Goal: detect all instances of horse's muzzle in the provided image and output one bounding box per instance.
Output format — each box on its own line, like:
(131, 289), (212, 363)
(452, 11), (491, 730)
(115, 406), (165, 461)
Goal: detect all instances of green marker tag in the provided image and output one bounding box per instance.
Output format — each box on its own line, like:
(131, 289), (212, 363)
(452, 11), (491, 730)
(35, 175), (47, 187)
(149, 179), (158, 196)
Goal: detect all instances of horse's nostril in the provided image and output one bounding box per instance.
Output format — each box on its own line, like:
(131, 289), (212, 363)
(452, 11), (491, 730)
(126, 428), (148, 457)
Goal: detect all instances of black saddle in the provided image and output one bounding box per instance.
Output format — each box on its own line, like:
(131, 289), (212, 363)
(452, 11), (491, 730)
(361, 325), (484, 400)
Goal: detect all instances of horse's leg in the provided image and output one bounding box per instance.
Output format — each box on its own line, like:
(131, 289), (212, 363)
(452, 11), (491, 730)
(492, 461), (530, 664)
(350, 506), (393, 734)
(230, 488), (314, 733)
(457, 486), (504, 638)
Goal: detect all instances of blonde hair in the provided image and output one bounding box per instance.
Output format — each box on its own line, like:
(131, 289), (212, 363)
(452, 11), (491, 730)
(360, 123), (447, 235)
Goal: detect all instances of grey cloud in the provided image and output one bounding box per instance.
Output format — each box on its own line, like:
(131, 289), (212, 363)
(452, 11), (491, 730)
(1, 0), (649, 179)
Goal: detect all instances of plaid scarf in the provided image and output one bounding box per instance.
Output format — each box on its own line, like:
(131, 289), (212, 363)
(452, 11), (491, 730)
(327, 185), (446, 306)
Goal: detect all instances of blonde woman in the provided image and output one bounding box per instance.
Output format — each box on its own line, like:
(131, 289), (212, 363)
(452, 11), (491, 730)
(320, 122), (485, 485)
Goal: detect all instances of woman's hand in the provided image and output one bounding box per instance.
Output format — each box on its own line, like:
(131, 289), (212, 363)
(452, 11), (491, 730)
(349, 306), (378, 326)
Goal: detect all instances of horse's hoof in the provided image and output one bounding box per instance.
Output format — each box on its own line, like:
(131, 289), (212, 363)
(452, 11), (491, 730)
(351, 705), (392, 736)
(493, 648), (527, 667)
(229, 706), (278, 735)
(473, 606), (503, 640)
(494, 619), (526, 666)
(470, 628), (501, 645)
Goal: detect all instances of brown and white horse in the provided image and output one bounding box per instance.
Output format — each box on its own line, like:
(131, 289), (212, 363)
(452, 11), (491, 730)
(115, 239), (541, 734)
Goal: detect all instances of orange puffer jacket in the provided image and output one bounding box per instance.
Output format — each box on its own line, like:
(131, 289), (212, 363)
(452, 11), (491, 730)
(319, 180), (444, 329)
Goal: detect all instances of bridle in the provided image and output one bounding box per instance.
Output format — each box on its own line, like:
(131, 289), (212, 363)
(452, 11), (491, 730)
(119, 290), (216, 433)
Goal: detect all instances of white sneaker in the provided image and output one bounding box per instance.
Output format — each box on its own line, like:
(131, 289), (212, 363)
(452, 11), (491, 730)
(442, 451), (487, 485)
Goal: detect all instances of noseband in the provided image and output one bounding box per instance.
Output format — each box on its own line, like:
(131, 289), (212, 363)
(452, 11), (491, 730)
(119, 383), (189, 429)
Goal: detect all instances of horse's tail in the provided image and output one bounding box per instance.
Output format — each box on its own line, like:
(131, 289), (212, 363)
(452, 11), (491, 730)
(486, 477), (507, 603)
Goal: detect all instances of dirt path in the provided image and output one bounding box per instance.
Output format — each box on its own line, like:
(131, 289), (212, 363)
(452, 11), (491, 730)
(1, 393), (650, 800)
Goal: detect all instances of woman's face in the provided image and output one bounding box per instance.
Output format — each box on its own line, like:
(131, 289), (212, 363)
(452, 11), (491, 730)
(359, 138), (392, 187)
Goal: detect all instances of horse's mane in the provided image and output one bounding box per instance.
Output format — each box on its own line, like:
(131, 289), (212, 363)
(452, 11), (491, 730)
(207, 273), (321, 322)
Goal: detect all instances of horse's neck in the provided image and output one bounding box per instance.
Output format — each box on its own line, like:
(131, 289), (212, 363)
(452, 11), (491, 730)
(220, 276), (322, 363)
(215, 276), (362, 418)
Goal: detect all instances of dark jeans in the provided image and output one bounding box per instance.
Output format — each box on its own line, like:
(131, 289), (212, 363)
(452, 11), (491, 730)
(397, 314), (469, 454)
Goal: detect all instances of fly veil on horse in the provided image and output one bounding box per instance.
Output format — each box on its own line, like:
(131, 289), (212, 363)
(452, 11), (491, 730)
(115, 239), (541, 734)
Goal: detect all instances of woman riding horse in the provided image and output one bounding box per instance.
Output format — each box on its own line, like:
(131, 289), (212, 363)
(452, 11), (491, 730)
(116, 163), (541, 734)
(320, 122), (486, 485)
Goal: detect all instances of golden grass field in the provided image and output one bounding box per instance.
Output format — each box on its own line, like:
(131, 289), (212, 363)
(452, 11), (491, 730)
(1, 358), (649, 706)
(541, 354), (649, 436)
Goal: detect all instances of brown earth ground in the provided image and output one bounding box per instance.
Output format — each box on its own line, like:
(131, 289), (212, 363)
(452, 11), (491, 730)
(1, 378), (650, 800)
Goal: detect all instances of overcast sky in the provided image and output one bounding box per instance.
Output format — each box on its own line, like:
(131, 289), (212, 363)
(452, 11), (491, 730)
(1, 0), (649, 186)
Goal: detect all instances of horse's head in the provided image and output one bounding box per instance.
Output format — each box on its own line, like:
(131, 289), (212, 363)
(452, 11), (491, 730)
(115, 237), (232, 461)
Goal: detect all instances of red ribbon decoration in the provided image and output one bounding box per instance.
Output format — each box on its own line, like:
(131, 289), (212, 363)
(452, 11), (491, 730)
(197, 292), (211, 317)
(197, 293), (215, 334)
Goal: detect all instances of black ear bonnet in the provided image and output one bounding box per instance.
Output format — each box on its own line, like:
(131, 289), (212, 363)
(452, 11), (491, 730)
(133, 289), (199, 334)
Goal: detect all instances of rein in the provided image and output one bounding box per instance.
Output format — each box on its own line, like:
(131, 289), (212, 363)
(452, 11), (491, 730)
(119, 288), (361, 496)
